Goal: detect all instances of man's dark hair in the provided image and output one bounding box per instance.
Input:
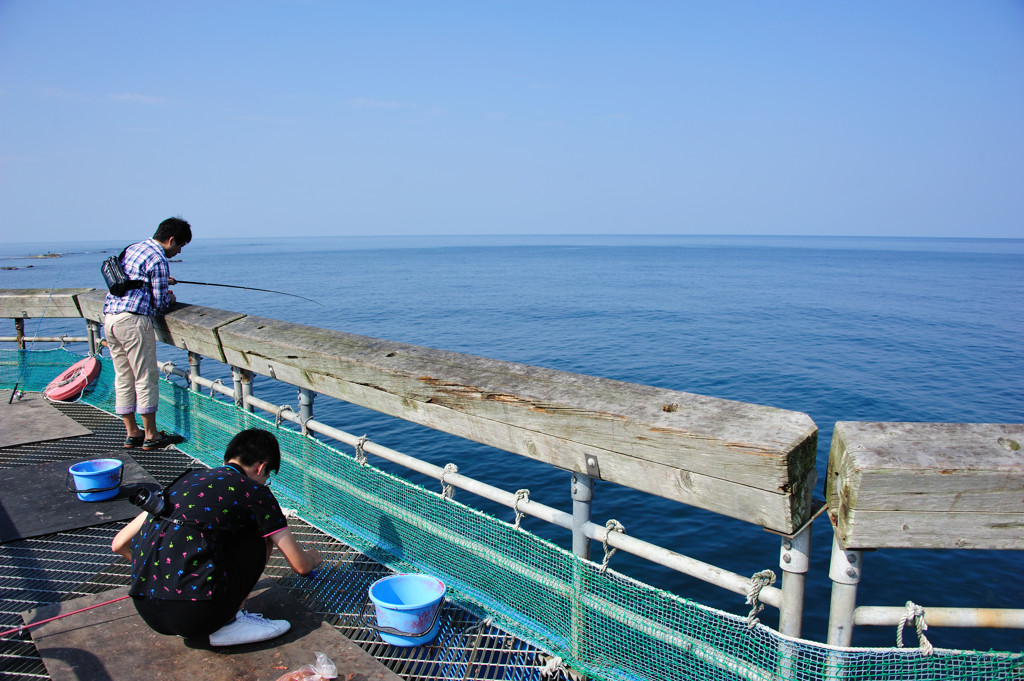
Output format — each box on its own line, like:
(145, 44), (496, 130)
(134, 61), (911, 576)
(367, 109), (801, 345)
(224, 428), (281, 473)
(153, 217), (192, 246)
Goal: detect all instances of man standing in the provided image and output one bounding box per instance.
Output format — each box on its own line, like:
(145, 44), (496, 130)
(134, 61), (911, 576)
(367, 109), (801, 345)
(103, 216), (190, 450)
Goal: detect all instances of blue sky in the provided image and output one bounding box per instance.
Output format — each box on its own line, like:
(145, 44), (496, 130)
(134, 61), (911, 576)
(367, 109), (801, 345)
(1, 1), (1022, 241)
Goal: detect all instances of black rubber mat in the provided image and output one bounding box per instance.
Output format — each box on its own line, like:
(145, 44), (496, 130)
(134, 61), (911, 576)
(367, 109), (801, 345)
(0, 454), (158, 543)
(0, 395), (92, 448)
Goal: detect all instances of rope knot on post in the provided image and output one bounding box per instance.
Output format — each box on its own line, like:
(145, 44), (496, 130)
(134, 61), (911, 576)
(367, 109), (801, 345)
(897, 601), (933, 656)
(512, 489), (530, 529)
(354, 435), (369, 465)
(745, 569), (776, 628)
(600, 519), (625, 573)
(440, 463), (459, 498)
(273, 404), (294, 427)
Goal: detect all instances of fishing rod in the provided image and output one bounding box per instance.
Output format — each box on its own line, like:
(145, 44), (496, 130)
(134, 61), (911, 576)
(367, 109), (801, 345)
(0, 595), (131, 638)
(0, 547), (337, 638)
(173, 280), (324, 307)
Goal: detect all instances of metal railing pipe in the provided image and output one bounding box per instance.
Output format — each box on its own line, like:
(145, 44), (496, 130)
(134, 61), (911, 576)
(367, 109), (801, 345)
(242, 393), (577, 530)
(170, 365), (786, 613)
(159, 362), (189, 379)
(188, 352), (202, 392)
(87, 320), (101, 355)
(298, 388), (314, 423)
(235, 366), (254, 412)
(231, 366), (245, 407)
(581, 520), (783, 609)
(854, 606), (1024, 629)
(778, 527), (811, 637)
(571, 472), (594, 560)
(0, 336), (89, 343)
(826, 533), (862, 646)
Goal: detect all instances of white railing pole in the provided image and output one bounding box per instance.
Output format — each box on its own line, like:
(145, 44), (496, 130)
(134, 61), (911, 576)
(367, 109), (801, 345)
(827, 533), (862, 646)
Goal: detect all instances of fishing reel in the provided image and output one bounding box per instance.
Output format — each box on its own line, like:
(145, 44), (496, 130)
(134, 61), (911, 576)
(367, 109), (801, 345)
(127, 484), (168, 518)
(126, 468), (192, 519)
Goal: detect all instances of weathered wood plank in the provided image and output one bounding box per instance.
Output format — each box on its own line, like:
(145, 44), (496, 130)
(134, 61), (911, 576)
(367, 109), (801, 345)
(236, 353), (810, 528)
(2, 290), (819, 532)
(826, 421), (1024, 550)
(217, 315), (818, 532)
(829, 510), (1024, 550)
(75, 290), (246, 362)
(0, 289), (92, 319)
(75, 289), (105, 322)
(152, 304), (247, 363)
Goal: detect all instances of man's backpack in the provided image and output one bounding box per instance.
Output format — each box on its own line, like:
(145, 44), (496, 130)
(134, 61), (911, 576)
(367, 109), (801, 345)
(101, 246), (146, 297)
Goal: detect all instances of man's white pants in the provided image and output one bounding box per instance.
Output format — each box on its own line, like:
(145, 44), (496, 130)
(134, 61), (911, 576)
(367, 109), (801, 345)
(104, 312), (159, 415)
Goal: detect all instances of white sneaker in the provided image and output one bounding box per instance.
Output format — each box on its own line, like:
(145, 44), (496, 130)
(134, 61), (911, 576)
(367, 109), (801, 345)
(208, 610), (291, 647)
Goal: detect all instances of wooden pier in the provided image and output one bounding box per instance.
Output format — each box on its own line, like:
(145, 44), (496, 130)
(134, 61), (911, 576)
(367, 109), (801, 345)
(2, 287), (1023, 662)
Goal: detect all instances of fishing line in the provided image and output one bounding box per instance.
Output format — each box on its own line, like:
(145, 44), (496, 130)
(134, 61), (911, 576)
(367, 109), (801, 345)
(8, 268), (61, 403)
(0, 594), (131, 638)
(173, 280), (324, 307)
(0, 551), (337, 637)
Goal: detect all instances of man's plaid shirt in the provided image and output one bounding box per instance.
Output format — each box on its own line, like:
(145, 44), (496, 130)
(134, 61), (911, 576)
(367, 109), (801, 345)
(102, 239), (173, 316)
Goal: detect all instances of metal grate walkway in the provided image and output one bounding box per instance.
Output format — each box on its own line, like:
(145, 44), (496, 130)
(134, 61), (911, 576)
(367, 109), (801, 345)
(0, 395), (548, 681)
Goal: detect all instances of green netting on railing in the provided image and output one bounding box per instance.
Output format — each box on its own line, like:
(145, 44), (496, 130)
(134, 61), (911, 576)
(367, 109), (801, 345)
(4, 348), (1023, 681)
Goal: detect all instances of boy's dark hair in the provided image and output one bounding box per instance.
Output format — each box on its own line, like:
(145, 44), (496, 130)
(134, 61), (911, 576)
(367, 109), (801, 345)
(153, 217), (192, 246)
(224, 428), (281, 473)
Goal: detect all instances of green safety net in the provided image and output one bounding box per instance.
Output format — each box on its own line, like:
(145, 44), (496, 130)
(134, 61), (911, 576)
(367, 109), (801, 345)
(4, 348), (1023, 681)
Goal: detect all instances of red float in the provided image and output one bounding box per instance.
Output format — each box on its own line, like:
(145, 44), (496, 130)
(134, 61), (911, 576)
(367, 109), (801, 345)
(44, 357), (101, 401)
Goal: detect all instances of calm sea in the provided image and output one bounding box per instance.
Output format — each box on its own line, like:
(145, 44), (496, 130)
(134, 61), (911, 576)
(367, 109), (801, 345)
(2, 234), (1022, 650)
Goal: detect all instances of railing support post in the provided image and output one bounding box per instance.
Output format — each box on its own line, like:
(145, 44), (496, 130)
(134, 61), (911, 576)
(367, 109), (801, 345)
(86, 320), (101, 356)
(778, 525), (811, 638)
(778, 467), (815, 639)
(188, 352), (201, 392)
(298, 387), (314, 423)
(15, 317), (25, 350)
(232, 366), (254, 412)
(571, 472), (594, 560)
(827, 532), (863, 646)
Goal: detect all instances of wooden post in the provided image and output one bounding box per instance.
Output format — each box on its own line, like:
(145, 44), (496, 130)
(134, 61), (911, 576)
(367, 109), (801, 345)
(827, 421), (1024, 550)
(825, 421), (1024, 643)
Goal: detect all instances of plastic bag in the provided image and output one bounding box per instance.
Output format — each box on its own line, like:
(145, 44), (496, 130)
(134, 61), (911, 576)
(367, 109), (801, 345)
(274, 651), (337, 681)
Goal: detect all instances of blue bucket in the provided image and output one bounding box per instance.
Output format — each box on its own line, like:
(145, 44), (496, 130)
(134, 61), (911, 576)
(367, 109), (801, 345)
(67, 458), (124, 502)
(368, 574), (446, 646)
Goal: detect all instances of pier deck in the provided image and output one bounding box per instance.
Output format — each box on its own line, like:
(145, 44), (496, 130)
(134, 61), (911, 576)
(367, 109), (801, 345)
(0, 392), (541, 681)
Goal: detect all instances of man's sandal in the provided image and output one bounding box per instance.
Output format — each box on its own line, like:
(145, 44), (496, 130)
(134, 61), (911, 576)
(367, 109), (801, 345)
(142, 431), (186, 451)
(123, 435), (145, 449)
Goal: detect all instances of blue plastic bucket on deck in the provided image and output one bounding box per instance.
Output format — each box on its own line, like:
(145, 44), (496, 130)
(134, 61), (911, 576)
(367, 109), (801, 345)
(67, 458), (123, 502)
(368, 574), (446, 646)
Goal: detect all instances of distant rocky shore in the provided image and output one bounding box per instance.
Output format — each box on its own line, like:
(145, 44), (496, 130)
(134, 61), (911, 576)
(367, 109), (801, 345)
(1, 250), (103, 270)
